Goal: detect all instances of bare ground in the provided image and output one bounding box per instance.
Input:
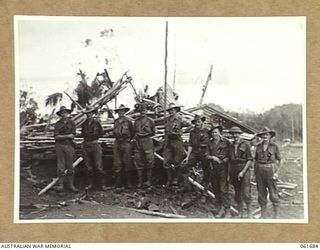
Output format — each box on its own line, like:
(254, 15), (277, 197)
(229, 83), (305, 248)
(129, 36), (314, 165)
(19, 145), (304, 221)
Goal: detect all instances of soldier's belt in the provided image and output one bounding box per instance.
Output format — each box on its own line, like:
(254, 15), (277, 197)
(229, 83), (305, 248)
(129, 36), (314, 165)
(83, 140), (99, 144)
(167, 134), (181, 140)
(230, 160), (247, 164)
(256, 162), (275, 166)
(115, 138), (131, 142)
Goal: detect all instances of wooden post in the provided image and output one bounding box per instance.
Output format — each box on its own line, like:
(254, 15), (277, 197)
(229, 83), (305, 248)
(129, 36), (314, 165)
(164, 21), (168, 119)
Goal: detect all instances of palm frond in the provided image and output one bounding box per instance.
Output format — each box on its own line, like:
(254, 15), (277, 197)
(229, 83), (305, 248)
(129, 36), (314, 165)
(45, 93), (63, 107)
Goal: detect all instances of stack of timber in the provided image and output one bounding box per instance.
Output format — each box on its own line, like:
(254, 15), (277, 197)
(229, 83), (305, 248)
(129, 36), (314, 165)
(20, 70), (256, 163)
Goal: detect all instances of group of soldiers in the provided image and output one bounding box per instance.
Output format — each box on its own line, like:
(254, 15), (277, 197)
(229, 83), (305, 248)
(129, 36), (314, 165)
(53, 102), (282, 219)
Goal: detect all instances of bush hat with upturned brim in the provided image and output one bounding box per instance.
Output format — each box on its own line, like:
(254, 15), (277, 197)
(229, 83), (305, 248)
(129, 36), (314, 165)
(166, 103), (183, 112)
(191, 114), (206, 124)
(228, 126), (243, 134)
(256, 127), (276, 138)
(210, 124), (223, 133)
(114, 104), (130, 113)
(56, 106), (72, 116)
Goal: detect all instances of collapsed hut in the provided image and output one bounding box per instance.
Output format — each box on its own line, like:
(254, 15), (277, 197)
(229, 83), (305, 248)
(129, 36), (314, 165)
(20, 68), (258, 189)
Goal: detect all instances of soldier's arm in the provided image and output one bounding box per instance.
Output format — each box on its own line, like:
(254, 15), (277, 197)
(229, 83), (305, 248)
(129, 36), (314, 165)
(238, 142), (252, 179)
(273, 144), (282, 179)
(129, 120), (135, 139)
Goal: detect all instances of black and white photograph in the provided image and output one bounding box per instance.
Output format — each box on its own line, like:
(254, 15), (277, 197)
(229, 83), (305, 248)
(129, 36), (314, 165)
(15, 16), (307, 223)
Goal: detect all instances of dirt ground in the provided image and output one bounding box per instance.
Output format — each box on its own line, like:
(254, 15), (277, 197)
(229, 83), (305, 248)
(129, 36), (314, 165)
(19, 145), (305, 221)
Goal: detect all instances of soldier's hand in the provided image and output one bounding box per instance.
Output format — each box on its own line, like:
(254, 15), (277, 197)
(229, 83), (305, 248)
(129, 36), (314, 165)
(238, 171), (244, 180)
(273, 173), (278, 180)
(182, 157), (189, 164)
(211, 156), (221, 163)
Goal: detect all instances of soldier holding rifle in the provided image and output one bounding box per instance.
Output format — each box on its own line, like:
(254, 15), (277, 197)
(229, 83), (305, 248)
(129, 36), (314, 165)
(255, 127), (282, 219)
(112, 104), (135, 188)
(134, 103), (155, 188)
(54, 106), (78, 192)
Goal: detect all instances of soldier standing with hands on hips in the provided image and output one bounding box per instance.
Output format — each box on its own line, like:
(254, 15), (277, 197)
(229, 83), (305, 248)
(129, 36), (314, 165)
(228, 126), (253, 218)
(81, 106), (106, 191)
(54, 106), (78, 192)
(255, 127), (282, 219)
(134, 103), (155, 188)
(112, 104), (135, 188)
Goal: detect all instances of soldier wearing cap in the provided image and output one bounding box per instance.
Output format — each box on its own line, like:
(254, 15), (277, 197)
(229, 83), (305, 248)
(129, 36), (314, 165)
(206, 124), (232, 218)
(163, 103), (190, 187)
(255, 127), (282, 219)
(112, 104), (135, 188)
(228, 126), (253, 218)
(134, 103), (155, 188)
(54, 106), (78, 192)
(81, 106), (106, 190)
(181, 115), (209, 189)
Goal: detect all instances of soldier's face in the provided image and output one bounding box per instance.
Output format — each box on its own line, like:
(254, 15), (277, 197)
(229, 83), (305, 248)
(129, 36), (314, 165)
(262, 133), (271, 141)
(118, 110), (125, 116)
(194, 119), (203, 129)
(61, 111), (68, 119)
(87, 112), (93, 119)
(169, 108), (176, 115)
(140, 108), (147, 115)
(232, 132), (241, 140)
(212, 128), (221, 139)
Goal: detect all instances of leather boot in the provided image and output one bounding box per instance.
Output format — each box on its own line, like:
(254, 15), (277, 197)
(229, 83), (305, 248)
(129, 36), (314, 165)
(165, 168), (172, 187)
(237, 202), (244, 218)
(224, 208), (232, 218)
(246, 203), (253, 219)
(114, 172), (122, 188)
(100, 174), (108, 191)
(260, 205), (267, 219)
(144, 168), (152, 187)
(68, 174), (79, 193)
(172, 167), (179, 186)
(125, 172), (133, 189)
(215, 207), (226, 218)
(273, 204), (279, 219)
(137, 170), (143, 188)
(54, 177), (64, 192)
(86, 174), (94, 190)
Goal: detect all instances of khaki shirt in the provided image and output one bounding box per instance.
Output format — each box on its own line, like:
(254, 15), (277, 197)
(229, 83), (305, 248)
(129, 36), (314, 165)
(113, 116), (134, 139)
(255, 141), (281, 164)
(81, 118), (103, 141)
(54, 118), (76, 145)
(188, 127), (210, 149)
(134, 115), (155, 138)
(164, 114), (189, 137)
(229, 139), (253, 163)
(208, 136), (231, 161)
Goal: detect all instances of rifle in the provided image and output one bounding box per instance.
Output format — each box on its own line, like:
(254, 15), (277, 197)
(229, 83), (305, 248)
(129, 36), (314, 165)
(38, 157), (83, 195)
